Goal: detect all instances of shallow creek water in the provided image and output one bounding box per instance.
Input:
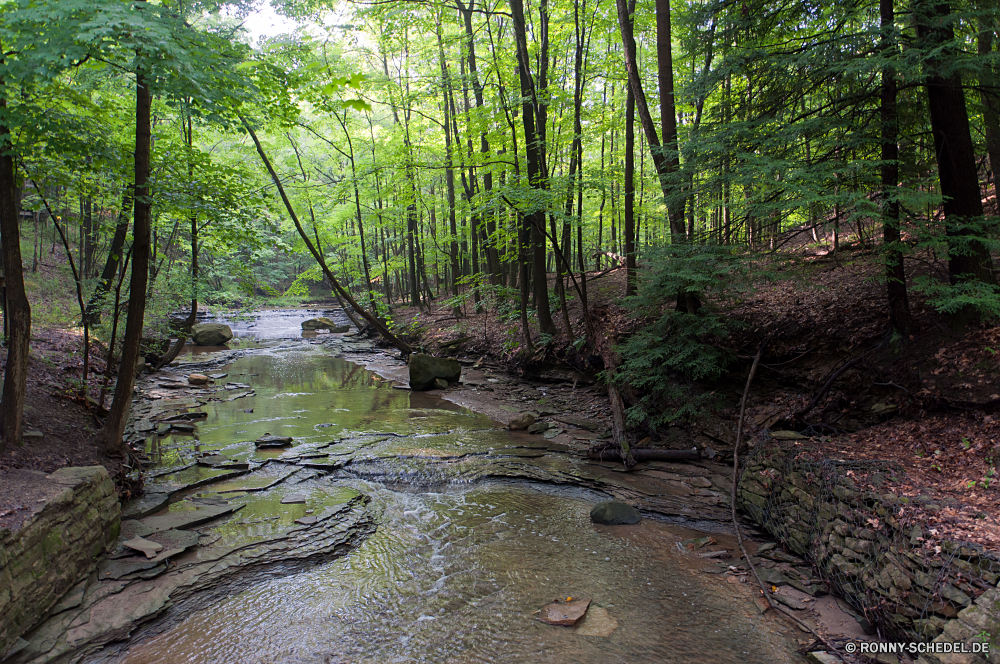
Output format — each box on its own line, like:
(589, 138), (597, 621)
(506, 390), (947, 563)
(112, 312), (803, 664)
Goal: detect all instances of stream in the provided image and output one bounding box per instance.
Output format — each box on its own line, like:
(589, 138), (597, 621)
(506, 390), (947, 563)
(100, 309), (805, 664)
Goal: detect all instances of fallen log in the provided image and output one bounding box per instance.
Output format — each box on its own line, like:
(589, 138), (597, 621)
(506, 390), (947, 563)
(587, 448), (701, 462)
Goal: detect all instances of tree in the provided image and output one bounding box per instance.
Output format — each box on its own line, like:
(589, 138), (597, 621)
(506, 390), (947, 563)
(916, 0), (997, 322)
(881, 0), (913, 334)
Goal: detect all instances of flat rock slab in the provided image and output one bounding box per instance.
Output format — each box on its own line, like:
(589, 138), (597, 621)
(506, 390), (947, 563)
(299, 460), (347, 471)
(146, 529), (202, 563)
(295, 516), (319, 525)
(123, 537), (164, 559)
(392, 448), (465, 460)
(554, 414), (597, 431)
(255, 435), (293, 448)
(122, 492), (170, 520)
(132, 501), (236, 536)
(97, 556), (161, 580)
(213, 471), (295, 494)
(196, 454), (234, 467)
(538, 598), (591, 626)
(281, 493), (306, 504)
(147, 468), (249, 495)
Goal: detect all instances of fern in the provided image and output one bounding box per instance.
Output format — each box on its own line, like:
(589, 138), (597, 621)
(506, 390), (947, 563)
(615, 243), (764, 425)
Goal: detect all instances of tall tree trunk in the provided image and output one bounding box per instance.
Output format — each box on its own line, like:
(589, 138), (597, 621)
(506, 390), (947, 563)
(616, 0), (683, 239)
(332, 110), (379, 314)
(436, 14), (463, 319)
(978, 18), (1000, 205)
(459, 0), (501, 285)
(0, 73), (30, 449)
(510, 0), (557, 336)
(881, 0), (913, 334)
(185, 112), (199, 328)
(96, 68), (153, 454)
(625, 84), (637, 296)
(85, 185), (133, 325)
(82, 193), (96, 277)
(917, 1), (997, 303)
(655, 0), (685, 239)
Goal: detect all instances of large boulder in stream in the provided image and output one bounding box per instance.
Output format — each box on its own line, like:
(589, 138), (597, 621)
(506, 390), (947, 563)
(302, 317), (349, 332)
(590, 501), (642, 525)
(408, 353), (462, 391)
(191, 323), (233, 346)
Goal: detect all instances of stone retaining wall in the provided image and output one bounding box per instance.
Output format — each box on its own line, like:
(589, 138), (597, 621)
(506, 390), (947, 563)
(0, 466), (121, 658)
(739, 444), (1000, 661)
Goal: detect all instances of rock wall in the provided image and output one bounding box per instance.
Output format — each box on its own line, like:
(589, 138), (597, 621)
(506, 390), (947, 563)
(739, 444), (1000, 660)
(0, 466), (121, 658)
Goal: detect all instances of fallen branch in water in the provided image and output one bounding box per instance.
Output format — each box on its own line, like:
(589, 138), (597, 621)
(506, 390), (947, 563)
(587, 447), (700, 462)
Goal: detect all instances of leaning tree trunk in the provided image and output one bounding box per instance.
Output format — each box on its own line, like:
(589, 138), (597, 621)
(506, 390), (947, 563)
(241, 118), (413, 355)
(85, 184), (133, 325)
(0, 65), (30, 450)
(95, 67), (153, 455)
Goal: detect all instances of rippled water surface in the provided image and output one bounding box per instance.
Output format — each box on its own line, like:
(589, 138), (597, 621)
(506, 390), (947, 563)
(117, 314), (802, 664)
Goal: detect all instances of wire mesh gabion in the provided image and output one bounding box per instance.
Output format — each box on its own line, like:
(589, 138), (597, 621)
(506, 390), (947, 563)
(738, 440), (1000, 647)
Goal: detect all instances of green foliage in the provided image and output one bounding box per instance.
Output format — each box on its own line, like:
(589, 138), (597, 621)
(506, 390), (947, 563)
(615, 244), (762, 425)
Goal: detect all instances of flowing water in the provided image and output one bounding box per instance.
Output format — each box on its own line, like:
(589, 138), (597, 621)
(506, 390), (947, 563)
(114, 311), (804, 664)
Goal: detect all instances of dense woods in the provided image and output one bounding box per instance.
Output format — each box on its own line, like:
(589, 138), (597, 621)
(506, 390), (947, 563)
(0, 0), (998, 454)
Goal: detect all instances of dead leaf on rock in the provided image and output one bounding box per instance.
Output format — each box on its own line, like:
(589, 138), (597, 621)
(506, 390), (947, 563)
(538, 598), (591, 626)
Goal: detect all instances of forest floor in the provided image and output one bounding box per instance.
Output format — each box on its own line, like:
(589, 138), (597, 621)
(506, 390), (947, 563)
(0, 254), (125, 531)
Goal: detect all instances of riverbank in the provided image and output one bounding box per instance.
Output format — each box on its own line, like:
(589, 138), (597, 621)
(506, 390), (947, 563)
(6, 294), (999, 662)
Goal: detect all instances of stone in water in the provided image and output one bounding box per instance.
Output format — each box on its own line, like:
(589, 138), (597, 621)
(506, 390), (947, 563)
(191, 322), (233, 346)
(302, 316), (335, 330)
(574, 606), (618, 637)
(187, 374), (211, 385)
(526, 421), (550, 434)
(433, 377), (448, 390)
(295, 516), (318, 525)
(408, 353), (462, 391)
(281, 493), (306, 504)
(508, 413), (535, 430)
(590, 501), (641, 525)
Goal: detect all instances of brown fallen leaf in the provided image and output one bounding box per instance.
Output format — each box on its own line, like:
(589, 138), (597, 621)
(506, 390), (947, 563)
(538, 598), (591, 626)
